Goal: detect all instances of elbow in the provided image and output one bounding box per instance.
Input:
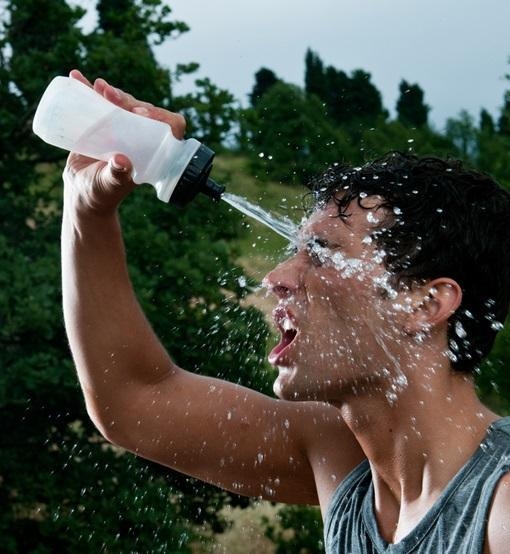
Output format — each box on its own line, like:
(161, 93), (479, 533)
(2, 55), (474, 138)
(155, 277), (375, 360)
(84, 397), (134, 450)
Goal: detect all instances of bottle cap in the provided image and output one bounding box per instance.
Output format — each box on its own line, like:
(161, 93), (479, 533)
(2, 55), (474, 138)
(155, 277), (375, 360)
(170, 143), (225, 206)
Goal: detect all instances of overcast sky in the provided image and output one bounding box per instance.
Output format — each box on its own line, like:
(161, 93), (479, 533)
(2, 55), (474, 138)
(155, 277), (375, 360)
(152, 0), (510, 130)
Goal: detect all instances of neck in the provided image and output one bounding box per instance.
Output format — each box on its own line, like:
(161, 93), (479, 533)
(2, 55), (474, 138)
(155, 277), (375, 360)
(337, 368), (498, 504)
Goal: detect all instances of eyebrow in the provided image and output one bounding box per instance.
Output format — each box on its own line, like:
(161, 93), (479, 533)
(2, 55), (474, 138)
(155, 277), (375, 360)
(299, 235), (344, 250)
(308, 236), (329, 247)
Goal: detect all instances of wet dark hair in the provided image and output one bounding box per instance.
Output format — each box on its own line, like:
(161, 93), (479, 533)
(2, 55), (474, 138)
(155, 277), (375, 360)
(307, 151), (510, 373)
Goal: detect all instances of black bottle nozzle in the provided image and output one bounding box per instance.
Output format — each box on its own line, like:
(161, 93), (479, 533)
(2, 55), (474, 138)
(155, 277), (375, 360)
(170, 143), (225, 206)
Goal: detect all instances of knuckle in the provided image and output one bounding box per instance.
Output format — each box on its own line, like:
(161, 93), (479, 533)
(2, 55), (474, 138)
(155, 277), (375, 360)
(172, 113), (187, 137)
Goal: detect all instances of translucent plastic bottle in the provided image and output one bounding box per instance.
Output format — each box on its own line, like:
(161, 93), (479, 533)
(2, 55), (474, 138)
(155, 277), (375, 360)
(32, 76), (224, 205)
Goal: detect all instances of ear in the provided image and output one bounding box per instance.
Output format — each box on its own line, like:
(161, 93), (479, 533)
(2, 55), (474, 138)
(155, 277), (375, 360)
(404, 278), (462, 335)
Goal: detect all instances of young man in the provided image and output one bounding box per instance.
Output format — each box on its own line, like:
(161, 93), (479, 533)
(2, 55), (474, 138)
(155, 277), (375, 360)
(62, 70), (510, 553)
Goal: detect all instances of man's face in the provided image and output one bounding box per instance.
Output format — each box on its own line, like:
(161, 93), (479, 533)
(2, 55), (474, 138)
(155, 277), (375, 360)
(264, 199), (412, 403)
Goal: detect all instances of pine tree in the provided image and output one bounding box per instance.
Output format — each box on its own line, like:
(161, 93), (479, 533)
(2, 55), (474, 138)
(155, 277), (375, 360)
(497, 91), (510, 136)
(249, 67), (280, 107)
(396, 80), (429, 127)
(304, 49), (386, 126)
(480, 108), (495, 135)
(304, 48), (326, 99)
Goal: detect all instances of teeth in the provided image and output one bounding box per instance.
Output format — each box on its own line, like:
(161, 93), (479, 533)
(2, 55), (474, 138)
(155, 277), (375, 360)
(282, 318), (295, 331)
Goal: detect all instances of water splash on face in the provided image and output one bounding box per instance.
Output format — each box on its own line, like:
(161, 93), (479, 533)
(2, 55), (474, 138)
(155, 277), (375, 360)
(317, 238), (417, 403)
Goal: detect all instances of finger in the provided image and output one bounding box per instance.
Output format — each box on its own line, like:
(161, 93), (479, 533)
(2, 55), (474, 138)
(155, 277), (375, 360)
(89, 78), (186, 138)
(69, 69), (93, 88)
(98, 155), (136, 199)
(93, 78), (121, 103)
(109, 153), (133, 177)
(132, 106), (187, 139)
(94, 78), (153, 112)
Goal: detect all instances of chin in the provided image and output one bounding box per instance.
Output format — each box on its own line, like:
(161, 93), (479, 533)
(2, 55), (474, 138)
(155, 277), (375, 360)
(273, 369), (323, 402)
(273, 370), (290, 399)
(272, 366), (300, 400)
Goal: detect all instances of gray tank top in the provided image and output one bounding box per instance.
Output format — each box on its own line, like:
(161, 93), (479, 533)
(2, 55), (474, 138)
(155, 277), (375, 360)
(324, 417), (510, 553)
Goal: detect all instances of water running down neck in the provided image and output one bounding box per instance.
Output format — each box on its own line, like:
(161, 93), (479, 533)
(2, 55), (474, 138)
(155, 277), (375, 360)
(221, 192), (298, 242)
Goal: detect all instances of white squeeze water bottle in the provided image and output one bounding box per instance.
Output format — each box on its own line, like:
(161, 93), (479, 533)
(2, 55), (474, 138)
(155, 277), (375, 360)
(32, 76), (224, 206)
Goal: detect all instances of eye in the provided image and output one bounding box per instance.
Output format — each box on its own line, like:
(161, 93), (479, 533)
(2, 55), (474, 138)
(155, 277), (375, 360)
(306, 237), (329, 266)
(310, 237), (329, 248)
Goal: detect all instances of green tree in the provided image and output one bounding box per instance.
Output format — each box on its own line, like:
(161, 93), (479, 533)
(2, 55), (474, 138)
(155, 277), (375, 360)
(464, 70), (510, 412)
(341, 68), (386, 124)
(497, 91), (510, 136)
(396, 79), (429, 127)
(476, 65), (510, 188)
(304, 48), (327, 100)
(249, 67), (280, 107)
(0, 0), (85, 240)
(304, 49), (386, 126)
(262, 504), (324, 553)
(476, 126), (510, 189)
(445, 110), (478, 161)
(477, 323), (510, 415)
(0, 1), (272, 551)
(356, 119), (456, 165)
(176, 77), (238, 151)
(83, 0), (190, 105)
(480, 108), (495, 135)
(245, 81), (354, 184)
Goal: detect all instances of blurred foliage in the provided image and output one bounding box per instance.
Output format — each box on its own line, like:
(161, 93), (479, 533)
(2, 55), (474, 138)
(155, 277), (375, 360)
(0, 1), (271, 552)
(262, 504), (325, 553)
(174, 78), (239, 152)
(304, 48), (387, 126)
(396, 79), (430, 128)
(1, 1), (510, 552)
(250, 67), (280, 107)
(242, 82), (352, 185)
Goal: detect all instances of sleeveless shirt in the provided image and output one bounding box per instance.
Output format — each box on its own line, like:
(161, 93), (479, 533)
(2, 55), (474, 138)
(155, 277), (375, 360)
(324, 417), (510, 554)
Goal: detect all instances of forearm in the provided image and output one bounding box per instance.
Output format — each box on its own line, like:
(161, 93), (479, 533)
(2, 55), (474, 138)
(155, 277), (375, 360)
(61, 208), (174, 421)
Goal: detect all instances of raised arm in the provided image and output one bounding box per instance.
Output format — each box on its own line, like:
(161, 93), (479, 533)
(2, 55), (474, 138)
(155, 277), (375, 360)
(61, 72), (364, 511)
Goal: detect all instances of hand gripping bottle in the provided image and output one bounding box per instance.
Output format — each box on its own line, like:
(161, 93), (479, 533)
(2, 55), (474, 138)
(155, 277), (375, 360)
(32, 76), (224, 206)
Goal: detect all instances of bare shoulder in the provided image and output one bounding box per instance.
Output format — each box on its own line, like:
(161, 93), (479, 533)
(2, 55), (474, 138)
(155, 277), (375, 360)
(485, 470), (510, 554)
(294, 401), (366, 512)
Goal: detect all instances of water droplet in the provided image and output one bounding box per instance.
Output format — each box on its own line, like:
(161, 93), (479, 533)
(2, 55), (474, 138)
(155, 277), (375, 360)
(386, 391), (398, 405)
(455, 321), (467, 338)
(367, 211), (380, 224)
(264, 485), (275, 496)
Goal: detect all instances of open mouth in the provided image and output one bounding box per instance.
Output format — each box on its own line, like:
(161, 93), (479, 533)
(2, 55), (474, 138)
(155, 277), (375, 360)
(268, 307), (299, 365)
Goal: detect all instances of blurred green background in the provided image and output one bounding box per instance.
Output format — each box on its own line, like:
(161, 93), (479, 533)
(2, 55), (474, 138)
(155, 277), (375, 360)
(1, 1), (509, 552)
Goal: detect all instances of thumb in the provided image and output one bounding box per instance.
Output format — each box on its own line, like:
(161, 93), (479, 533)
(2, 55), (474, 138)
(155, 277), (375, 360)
(101, 153), (137, 199)
(108, 153), (134, 185)
(94, 153), (136, 210)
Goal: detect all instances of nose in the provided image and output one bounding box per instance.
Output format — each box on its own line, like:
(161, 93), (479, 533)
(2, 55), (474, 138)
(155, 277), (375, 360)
(263, 256), (301, 299)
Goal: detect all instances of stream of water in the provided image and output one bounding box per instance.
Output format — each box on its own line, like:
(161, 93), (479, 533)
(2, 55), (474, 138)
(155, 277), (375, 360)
(221, 192), (298, 242)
